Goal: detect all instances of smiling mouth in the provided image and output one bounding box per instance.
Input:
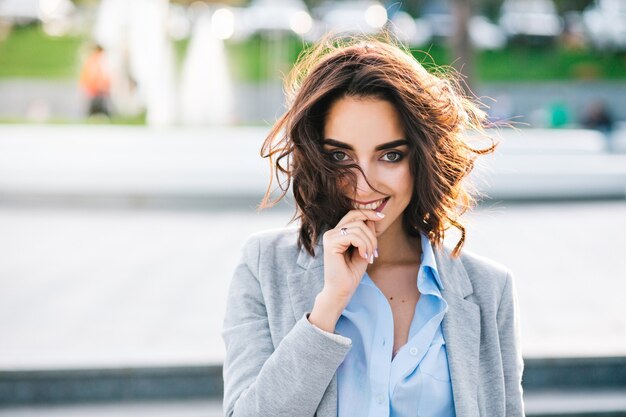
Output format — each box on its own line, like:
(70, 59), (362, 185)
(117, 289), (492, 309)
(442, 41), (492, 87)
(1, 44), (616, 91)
(352, 197), (389, 211)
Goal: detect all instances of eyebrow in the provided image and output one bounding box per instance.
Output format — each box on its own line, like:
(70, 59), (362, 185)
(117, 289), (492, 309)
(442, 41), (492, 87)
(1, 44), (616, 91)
(323, 138), (409, 151)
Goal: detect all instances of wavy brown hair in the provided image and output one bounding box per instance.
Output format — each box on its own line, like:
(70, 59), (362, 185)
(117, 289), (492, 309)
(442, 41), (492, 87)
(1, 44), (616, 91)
(260, 35), (496, 257)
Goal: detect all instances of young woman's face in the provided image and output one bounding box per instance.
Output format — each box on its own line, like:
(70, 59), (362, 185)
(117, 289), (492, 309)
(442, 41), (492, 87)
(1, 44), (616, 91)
(323, 96), (413, 237)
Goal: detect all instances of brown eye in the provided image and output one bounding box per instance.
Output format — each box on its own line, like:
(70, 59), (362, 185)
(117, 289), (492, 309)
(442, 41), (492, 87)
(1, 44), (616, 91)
(332, 151), (348, 162)
(381, 151), (403, 162)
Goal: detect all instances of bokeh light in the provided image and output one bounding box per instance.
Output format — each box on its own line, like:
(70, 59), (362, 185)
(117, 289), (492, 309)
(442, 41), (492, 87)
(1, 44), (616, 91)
(290, 10), (312, 35)
(364, 4), (387, 29)
(212, 8), (234, 40)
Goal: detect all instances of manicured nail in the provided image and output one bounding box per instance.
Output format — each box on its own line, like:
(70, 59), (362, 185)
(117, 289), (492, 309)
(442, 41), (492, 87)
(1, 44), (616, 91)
(369, 254), (374, 264)
(376, 212), (385, 218)
(364, 252), (369, 260)
(374, 248), (379, 258)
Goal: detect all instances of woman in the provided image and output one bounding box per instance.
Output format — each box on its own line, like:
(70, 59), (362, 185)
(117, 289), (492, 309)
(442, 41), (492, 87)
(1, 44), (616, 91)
(222, 37), (524, 417)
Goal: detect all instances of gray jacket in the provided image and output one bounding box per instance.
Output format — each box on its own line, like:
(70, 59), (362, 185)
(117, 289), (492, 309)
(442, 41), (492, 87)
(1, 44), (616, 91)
(222, 227), (525, 417)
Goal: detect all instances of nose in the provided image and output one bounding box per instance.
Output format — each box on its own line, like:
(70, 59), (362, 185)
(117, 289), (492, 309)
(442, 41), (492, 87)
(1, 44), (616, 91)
(354, 163), (375, 195)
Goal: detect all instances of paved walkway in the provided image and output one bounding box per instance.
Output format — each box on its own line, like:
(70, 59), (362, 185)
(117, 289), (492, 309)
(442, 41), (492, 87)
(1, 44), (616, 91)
(1, 200), (625, 371)
(1, 126), (626, 204)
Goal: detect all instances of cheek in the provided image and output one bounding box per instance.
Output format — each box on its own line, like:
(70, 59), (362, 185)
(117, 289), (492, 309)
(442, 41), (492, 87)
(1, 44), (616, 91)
(388, 166), (413, 197)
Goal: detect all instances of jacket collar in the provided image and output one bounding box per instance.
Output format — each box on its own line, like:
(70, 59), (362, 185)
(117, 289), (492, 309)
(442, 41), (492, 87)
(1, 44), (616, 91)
(433, 244), (474, 298)
(290, 237), (476, 312)
(295, 237), (323, 270)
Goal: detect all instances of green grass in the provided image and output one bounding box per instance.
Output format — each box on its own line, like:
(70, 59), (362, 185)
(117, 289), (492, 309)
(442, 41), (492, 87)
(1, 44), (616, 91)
(477, 45), (626, 81)
(226, 34), (308, 81)
(0, 111), (146, 125)
(225, 38), (451, 82)
(1, 24), (625, 82)
(0, 24), (86, 78)
(226, 39), (626, 82)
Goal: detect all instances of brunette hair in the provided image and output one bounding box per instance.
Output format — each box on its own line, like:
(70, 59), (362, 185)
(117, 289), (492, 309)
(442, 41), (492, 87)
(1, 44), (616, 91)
(260, 35), (495, 257)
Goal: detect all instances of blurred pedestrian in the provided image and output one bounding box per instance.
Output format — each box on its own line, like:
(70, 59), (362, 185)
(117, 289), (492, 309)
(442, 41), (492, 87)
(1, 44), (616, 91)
(222, 36), (524, 417)
(548, 101), (571, 128)
(79, 44), (111, 118)
(581, 100), (615, 152)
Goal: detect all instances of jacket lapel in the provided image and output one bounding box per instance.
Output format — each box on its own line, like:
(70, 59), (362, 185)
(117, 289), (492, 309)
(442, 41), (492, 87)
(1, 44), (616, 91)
(435, 247), (481, 416)
(286, 243), (324, 321)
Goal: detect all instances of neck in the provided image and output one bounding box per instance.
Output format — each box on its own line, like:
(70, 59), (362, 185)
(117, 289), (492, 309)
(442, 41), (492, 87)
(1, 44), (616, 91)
(373, 218), (422, 266)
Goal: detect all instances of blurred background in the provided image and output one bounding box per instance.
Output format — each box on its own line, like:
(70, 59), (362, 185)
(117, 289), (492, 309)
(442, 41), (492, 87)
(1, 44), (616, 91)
(0, 0), (625, 415)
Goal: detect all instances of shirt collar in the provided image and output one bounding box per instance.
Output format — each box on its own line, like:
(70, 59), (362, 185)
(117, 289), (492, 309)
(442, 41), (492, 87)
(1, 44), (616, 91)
(420, 233), (444, 291)
(360, 233), (445, 292)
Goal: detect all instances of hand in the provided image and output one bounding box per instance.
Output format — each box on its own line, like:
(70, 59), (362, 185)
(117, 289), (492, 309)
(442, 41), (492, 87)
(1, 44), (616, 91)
(308, 209), (384, 332)
(322, 209), (384, 301)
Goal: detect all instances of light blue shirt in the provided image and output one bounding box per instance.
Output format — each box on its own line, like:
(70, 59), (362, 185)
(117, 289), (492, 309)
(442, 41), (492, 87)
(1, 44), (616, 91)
(335, 233), (455, 417)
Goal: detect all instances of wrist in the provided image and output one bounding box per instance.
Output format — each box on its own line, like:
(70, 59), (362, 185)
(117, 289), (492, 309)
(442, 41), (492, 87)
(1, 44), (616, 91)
(308, 290), (347, 333)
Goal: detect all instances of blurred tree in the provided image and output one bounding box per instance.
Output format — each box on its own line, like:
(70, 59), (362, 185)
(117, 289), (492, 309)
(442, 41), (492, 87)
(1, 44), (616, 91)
(553, 0), (594, 12)
(451, 0), (475, 93)
(385, 0), (426, 18)
(481, 0), (502, 19)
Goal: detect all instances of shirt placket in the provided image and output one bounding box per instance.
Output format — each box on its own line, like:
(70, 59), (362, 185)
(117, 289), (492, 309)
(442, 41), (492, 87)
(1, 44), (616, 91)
(368, 279), (394, 416)
(388, 268), (449, 398)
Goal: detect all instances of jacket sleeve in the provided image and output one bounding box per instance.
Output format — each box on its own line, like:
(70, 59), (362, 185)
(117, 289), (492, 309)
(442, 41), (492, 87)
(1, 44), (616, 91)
(497, 271), (526, 416)
(221, 235), (352, 417)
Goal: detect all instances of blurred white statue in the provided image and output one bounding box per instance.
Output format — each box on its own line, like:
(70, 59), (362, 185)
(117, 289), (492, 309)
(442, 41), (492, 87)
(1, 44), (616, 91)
(93, 0), (177, 126)
(180, 8), (235, 125)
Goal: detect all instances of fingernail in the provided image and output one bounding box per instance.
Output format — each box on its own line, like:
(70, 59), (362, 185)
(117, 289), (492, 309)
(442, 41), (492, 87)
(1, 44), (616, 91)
(364, 252), (369, 260)
(376, 212), (385, 218)
(374, 248), (379, 258)
(369, 254), (374, 264)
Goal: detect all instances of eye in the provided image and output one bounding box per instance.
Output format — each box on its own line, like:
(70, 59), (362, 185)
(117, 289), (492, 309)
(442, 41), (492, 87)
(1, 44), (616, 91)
(331, 151), (349, 162)
(381, 151), (403, 162)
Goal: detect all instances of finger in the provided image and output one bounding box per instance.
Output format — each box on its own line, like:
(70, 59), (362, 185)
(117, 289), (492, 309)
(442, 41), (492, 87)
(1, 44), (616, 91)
(364, 218), (376, 238)
(364, 220), (379, 255)
(330, 227), (372, 261)
(341, 221), (377, 256)
(340, 232), (370, 261)
(341, 225), (374, 261)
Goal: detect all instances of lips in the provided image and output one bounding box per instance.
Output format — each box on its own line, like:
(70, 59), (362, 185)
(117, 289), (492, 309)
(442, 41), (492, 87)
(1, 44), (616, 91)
(352, 197), (389, 211)
(374, 197), (389, 213)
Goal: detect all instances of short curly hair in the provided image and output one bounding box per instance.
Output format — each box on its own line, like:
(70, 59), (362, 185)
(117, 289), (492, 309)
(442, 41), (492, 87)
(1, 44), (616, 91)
(260, 35), (496, 257)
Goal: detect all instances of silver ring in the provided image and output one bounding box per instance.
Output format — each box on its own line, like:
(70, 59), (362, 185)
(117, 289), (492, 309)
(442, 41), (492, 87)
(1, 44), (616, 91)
(340, 227), (348, 236)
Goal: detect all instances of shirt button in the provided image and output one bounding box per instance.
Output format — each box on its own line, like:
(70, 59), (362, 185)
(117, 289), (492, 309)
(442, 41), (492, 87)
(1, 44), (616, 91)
(410, 347), (418, 356)
(377, 394), (385, 404)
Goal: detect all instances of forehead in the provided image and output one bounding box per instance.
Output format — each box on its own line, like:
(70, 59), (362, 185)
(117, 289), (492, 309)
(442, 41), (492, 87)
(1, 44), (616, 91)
(323, 96), (405, 146)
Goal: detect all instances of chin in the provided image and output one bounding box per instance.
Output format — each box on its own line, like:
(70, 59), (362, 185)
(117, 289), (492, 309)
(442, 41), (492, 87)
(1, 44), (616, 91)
(373, 220), (390, 237)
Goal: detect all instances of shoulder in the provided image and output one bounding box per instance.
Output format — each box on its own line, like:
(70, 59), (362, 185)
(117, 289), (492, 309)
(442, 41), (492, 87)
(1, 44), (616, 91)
(242, 226), (300, 253)
(458, 247), (511, 283)
(239, 226), (303, 273)
(439, 245), (514, 305)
